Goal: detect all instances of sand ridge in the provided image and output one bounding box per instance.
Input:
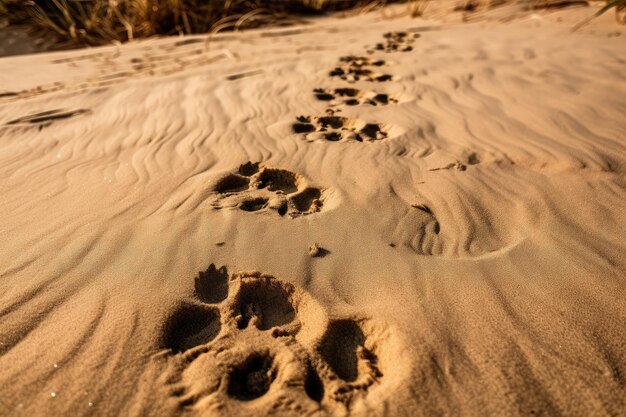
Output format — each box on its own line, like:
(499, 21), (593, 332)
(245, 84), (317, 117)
(0, 4), (625, 417)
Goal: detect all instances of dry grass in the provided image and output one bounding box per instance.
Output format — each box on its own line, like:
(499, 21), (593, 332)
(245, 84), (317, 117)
(0, 0), (413, 46)
(572, 0), (626, 28)
(1, 0), (622, 47)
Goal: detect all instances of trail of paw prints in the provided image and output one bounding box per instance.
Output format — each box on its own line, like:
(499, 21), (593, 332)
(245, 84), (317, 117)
(0, 83), (67, 104)
(313, 87), (398, 107)
(329, 56), (393, 83)
(157, 265), (402, 415)
(209, 162), (324, 217)
(307, 30), (415, 128)
(293, 112), (394, 143)
(366, 32), (420, 54)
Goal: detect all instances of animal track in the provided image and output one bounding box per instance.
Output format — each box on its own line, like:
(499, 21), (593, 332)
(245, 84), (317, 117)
(195, 264), (229, 304)
(317, 319), (382, 406)
(329, 56), (393, 83)
(209, 162), (324, 217)
(391, 187), (524, 258)
(163, 303), (221, 353)
(367, 32), (419, 53)
(158, 265), (400, 414)
(391, 202), (443, 256)
(4, 108), (89, 129)
(293, 115), (390, 142)
(234, 277), (297, 331)
(313, 87), (398, 106)
(227, 352), (277, 401)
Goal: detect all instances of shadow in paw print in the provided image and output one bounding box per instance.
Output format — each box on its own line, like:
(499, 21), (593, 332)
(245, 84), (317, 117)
(195, 264), (229, 304)
(293, 123), (316, 133)
(316, 116), (344, 129)
(235, 279), (296, 330)
(257, 168), (298, 194)
(227, 352), (276, 401)
(305, 363), (325, 402)
(339, 56), (385, 66)
(163, 303), (221, 353)
(239, 197), (268, 212)
(290, 188), (322, 212)
(214, 174), (250, 193)
(314, 90), (334, 101)
(238, 161), (260, 177)
(361, 123), (385, 139)
(318, 320), (367, 382)
(314, 88), (397, 106)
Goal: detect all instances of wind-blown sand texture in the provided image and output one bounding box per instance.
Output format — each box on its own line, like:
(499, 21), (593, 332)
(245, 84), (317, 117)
(0, 4), (625, 417)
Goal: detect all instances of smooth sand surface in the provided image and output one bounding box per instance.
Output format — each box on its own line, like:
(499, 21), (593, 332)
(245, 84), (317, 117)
(0, 4), (625, 416)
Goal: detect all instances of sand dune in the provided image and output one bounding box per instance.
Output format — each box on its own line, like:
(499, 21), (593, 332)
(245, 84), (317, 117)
(0, 4), (625, 416)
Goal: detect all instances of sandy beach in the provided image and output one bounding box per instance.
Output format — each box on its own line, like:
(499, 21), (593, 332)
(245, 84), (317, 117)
(0, 3), (625, 416)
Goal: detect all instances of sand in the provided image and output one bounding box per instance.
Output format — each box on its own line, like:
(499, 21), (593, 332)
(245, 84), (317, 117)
(0, 3), (625, 416)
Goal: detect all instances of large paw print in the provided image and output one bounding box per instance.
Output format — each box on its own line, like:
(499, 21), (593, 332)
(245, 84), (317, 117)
(209, 162), (323, 217)
(329, 56), (393, 83)
(313, 87), (398, 107)
(293, 114), (391, 142)
(367, 31), (419, 53)
(159, 265), (401, 415)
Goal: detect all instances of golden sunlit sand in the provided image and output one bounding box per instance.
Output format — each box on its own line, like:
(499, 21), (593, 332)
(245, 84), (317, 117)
(0, 3), (625, 416)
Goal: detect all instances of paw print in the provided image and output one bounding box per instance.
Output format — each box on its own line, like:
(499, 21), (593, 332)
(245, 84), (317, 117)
(329, 56), (393, 83)
(209, 162), (323, 217)
(367, 32), (419, 53)
(158, 265), (398, 415)
(313, 88), (398, 107)
(293, 114), (391, 142)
